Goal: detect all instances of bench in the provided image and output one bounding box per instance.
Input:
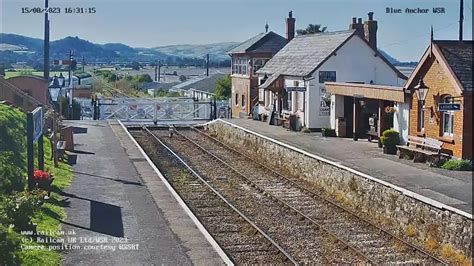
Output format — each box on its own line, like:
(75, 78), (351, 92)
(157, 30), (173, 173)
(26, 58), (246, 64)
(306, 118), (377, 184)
(397, 136), (444, 166)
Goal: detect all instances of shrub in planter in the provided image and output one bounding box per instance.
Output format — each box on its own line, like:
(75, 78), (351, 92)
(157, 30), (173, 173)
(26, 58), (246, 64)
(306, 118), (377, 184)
(301, 127), (311, 133)
(380, 129), (399, 155)
(322, 127), (336, 137)
(441, 159), (473, 171)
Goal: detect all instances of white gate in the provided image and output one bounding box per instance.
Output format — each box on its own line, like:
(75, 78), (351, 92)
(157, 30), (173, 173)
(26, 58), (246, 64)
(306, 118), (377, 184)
(95, 97), (229, 123)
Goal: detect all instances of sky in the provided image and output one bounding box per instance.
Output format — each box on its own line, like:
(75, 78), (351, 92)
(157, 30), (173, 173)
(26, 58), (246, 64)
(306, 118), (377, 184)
(1, 0), (472, 61)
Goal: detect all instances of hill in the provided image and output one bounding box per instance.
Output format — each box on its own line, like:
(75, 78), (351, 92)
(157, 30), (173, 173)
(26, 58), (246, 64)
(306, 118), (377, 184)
(0, 33), (235, 67)
(153, 42), (238, 61)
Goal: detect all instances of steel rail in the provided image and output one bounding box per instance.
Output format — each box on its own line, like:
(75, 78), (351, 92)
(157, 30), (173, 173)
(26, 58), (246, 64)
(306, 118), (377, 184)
(189, 126), (448, 265)
(171, 128), (376, 264)
(141, 126), (298, 265)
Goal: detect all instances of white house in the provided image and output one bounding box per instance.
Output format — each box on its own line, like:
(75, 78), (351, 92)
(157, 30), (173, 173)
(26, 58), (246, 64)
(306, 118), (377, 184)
(257, 13), (408, 141)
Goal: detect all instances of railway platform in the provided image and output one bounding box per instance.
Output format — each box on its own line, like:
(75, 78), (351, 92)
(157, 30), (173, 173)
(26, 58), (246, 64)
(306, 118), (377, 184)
(60, 120), (224, 265)
(224, 118), (472, 215)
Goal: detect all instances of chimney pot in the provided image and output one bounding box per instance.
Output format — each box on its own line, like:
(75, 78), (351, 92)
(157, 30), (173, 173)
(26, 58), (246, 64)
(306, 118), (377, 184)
(358, 18), (362, 24)
(368, 12), (374, 21)
(352, 17), (357, 23)
(286, 11), (296, 42)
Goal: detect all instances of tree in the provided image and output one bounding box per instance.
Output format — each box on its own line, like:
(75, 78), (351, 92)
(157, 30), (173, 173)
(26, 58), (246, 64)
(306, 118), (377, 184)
(213, 75), (231, 100)
(179, 75), (187, 82)
(296, 24), (327, 35)
(130, 61), (141, 71)
(134, 74), (153, 83)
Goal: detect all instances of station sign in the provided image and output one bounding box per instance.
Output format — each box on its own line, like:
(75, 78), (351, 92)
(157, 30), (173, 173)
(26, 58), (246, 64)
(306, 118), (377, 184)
(32, 107), (43, 142)
(286, 86), (306, 92)
(438, 103), (461, 112)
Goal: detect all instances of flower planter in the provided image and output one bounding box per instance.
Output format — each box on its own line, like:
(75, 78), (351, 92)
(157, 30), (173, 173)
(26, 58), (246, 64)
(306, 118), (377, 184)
(34, 178), (54, 191)
(383, 146), (397, 155)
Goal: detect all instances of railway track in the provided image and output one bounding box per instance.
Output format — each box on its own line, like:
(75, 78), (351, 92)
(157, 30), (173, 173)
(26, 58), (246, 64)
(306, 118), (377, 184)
(146, 127), (377, 264)
(173, 126), (447, 265)
(131, 128), (295, 265)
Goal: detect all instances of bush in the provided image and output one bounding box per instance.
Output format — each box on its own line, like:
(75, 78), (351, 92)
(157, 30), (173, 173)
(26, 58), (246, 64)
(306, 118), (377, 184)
(0, 152), (27, 194)
(380, 129), (400, 148)
(301, 127), (311, 133)
(441, 159), (473, 171)
(322, 127), (336, 137)
(0, 224), (21, 265)
(1, 191), (44, 230)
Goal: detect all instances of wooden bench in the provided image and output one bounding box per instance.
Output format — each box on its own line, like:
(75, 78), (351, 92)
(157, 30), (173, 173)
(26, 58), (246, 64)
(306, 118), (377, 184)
(397, 136), (444, 165)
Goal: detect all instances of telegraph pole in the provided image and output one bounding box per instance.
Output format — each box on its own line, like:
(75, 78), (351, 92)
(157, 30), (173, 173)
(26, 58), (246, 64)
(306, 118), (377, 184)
(43, 0), (50, 80)
(43, 0), (50, 168)
(459, 0), (464, 40)
(157, 60), (161, 81)
(206, 54), (209, 76)
(82, 56), (85, 72)
(154, 61), (158, 81)
(68, 50), (74, 119)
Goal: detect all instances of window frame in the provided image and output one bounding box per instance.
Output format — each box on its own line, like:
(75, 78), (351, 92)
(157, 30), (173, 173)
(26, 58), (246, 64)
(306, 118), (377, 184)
(441, 95), (454, 138)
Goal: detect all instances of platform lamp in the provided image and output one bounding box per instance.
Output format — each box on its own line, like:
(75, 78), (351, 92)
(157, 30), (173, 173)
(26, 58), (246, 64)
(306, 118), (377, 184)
(414, 78), (429, 105)
(48, 75), (62, 167)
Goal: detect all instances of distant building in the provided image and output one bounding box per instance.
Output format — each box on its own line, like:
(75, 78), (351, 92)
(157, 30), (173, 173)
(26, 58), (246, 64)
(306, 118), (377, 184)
(228, 14), (288, 118)
(257, 12), (407, 132)
(169, 73), (226, 100)
(6, 76), (49, 106)
(405, 40), (472, 159)
(0, 76), (42, 112)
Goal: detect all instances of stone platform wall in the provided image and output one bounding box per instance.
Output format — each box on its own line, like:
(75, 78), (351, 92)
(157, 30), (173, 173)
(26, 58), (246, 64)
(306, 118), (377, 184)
(206, 120), (472, 260)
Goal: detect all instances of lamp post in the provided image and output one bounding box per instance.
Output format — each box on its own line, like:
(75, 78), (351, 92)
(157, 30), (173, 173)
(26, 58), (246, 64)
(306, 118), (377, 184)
(49, 75), (62, 166)
(414, 79), (429, 105)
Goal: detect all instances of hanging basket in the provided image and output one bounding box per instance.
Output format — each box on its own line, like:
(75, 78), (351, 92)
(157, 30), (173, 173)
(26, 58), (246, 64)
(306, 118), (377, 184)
(385, 106), (397, 114)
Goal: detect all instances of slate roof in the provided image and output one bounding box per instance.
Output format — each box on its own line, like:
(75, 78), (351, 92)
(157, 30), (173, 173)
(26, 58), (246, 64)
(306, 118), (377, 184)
(228, 31), (287, 55)
(256, 30), (355, 77)
(435, 40), (473, 91)
(171, 73), (227, 92)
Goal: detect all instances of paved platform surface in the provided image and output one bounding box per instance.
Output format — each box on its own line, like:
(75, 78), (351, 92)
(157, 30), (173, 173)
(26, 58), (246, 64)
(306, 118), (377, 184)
(61, 120), (223, 265)
(225, 118), (473, 215)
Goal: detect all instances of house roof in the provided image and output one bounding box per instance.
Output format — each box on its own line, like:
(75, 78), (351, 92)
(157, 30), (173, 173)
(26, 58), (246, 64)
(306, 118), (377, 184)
(257, 30), (356, 77)
(176, 73), (227, 92)
(405, 40), (473, 93)
(228, 31), (287, 55)
(257, 30), (406, 80)
(171, 73), (227, 92)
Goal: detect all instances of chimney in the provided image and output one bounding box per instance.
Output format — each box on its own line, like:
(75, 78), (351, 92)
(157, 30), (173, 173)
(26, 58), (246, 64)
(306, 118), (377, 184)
(286, 11), (295, 42)
(364, 12), (378, 49)
(349, 17), (364, 38)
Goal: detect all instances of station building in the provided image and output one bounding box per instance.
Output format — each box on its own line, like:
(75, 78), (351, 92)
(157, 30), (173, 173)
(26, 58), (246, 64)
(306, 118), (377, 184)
(227, 14), (288, 118)
(404, 40), (472, 159)
(256, 12), (407, 132)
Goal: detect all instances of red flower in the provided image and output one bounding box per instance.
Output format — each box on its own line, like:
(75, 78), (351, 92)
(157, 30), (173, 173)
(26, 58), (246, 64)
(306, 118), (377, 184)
(33, 169), (51, 181)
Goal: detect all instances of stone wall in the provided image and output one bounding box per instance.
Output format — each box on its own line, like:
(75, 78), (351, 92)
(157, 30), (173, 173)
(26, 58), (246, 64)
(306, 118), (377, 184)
(206, 120), (472, 260)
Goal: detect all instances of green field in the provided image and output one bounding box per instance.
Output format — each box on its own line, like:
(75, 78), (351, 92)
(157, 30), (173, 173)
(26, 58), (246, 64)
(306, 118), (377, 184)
(4, 70), (65, 79)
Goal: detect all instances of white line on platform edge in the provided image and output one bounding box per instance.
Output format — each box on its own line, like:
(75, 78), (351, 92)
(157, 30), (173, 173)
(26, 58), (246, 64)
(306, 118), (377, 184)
(207, 119), (472, 220)
(117, 120), (234, 266)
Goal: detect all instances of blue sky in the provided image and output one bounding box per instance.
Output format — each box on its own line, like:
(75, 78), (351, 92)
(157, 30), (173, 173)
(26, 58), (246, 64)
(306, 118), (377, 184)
(1, 0), (472, 61)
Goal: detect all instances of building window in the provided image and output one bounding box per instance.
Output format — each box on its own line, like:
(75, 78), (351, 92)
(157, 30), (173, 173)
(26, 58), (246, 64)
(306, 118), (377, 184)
(232, 57), (248, 76)
(441, 96), (454, 137)
(241, 95), (246, 108)
(319, 71), (336, 83)
(417, 100), (425, 132)
(253, 58), (269, 75)
(235, 93), (239, 106)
